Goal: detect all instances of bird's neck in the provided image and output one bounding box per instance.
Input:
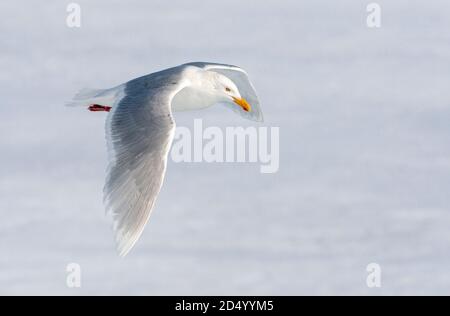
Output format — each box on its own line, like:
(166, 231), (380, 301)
(170, 67), (221, 112)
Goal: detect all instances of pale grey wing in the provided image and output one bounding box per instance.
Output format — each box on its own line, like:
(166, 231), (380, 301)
(185, 62), (263, 122)
(104, 79), (176, 257)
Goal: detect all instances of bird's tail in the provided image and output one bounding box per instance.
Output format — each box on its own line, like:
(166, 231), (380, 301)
(66, 86), (123, 109)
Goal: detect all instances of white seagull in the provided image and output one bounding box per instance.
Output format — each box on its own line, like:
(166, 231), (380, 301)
(69, 62), (263, 256)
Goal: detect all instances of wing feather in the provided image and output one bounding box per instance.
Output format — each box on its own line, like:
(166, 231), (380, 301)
(104, 76), (177, 256)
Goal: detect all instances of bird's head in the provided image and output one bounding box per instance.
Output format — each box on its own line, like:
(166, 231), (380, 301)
(209, 73), (251, 113)
(175, 65), (263, 122)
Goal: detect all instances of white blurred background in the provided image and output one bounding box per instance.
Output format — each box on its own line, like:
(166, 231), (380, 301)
(1, 0), (450, 295)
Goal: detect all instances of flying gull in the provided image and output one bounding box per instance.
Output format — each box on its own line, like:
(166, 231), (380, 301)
(68, 62), (263, 256)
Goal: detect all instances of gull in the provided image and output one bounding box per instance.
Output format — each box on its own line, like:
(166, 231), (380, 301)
(68, 62), (263, 256)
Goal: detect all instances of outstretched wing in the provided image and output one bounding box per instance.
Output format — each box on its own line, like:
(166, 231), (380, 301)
(104, 76), (177, 256)
(185, 62), (263, 122)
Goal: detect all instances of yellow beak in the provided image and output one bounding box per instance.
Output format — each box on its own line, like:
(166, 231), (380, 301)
(232, 97), (251, 112)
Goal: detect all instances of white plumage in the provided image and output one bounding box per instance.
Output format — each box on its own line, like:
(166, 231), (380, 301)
(69, 62), (263, 256)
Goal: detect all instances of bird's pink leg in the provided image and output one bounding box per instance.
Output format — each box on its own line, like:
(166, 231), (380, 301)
(88, 104), (112, 112)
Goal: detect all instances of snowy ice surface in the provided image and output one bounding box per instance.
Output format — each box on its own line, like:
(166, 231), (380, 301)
(1, 1), (450, 295)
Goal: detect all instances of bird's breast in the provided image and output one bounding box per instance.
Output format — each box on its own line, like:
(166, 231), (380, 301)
(171, 86), (216, 112)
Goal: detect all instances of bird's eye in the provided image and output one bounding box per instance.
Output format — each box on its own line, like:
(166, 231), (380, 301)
(225, 87), (231, 92)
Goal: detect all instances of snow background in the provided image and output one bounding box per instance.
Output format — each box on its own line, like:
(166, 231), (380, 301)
(1, 0), (450, 295)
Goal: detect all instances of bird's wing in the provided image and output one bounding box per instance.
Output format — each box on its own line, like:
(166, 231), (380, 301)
(185, 62), (263, 122)
(104, 76), (178, 256)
